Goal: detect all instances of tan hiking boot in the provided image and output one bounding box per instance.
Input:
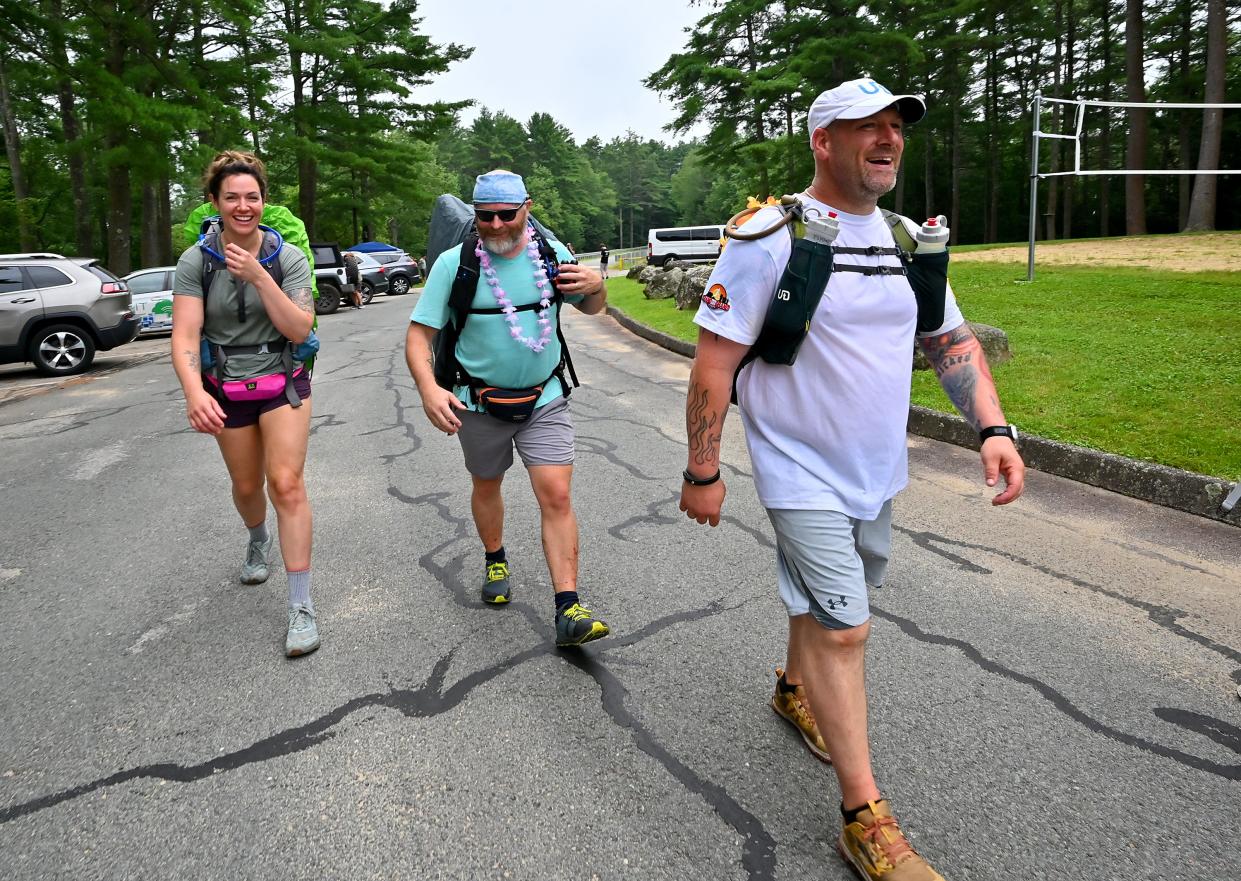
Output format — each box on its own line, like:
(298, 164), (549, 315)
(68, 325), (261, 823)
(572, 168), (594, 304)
(837, 799), (945, 880)
(770, 667), (831, 764)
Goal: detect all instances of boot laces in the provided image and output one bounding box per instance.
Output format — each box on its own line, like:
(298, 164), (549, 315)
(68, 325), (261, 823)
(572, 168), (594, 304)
(861, 814), (916, 869)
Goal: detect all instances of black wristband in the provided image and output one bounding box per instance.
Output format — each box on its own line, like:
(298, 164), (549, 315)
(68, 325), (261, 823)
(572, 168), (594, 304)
(979, 424), (1018, 445)
(683, 468), (721, 486)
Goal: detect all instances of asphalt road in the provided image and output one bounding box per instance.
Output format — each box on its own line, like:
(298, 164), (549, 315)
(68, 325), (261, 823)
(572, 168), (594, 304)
(1, 294), (1238, 880)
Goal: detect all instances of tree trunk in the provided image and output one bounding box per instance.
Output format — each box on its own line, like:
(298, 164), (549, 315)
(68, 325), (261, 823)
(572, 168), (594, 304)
(1123, 0), (1147, 236)
(1046, 0), (1063, 241)
(157, 174), (172, 263)
(924, 137), (935, 220)
(1184, 0), (1225, 231)
(1175, 0), (1192, 229)
(1099, 0), (1113, 237)
(104, 20), (131, 274)
(985, 26), (999, 243)
(140, 182), (159, 268)
(950, 91), (960, 245)
(1061, 0), (1076, 239)
(0, 55), (37, 251)
(45, 0), (92, 257)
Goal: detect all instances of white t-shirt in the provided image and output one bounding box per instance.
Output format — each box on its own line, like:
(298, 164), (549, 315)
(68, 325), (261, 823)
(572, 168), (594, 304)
(693, 199), (965, 519)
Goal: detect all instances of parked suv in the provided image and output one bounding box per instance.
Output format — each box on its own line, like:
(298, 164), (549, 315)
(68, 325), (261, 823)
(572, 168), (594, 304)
(310, 242), (354, 316)
(0, 253), (138, 376)
(368, 251), (421, 295)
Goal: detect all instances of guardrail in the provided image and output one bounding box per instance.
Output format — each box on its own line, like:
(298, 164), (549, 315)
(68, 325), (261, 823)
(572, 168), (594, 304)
(574, 247), (647, 270)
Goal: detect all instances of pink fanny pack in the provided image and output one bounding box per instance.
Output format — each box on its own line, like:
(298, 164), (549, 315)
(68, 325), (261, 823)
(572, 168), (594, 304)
(206, 366), (303, 402)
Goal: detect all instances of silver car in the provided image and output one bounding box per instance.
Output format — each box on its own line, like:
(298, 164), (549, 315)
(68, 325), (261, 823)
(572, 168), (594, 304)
(0, 253), (138, 376)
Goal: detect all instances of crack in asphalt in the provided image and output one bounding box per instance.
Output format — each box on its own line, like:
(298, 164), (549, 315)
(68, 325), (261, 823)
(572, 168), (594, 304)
(1151, 708), (1241, 755)
(575, 434), (666, 481)
(308, 412), (346, 437)
(392, 481), (777, 878)
(563, 650), (777, 881)
(892, 525), (1241, 672)
(0, 401), (166, 439)
(870, 604), (1241, 781)
(380, 348), (422, 463)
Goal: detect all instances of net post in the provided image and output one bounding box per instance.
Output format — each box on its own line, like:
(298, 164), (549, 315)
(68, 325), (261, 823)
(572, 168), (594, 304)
(1027, 93), (1042, 282)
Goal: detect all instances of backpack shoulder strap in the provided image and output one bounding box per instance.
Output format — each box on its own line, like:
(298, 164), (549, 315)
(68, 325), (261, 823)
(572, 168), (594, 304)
(881, 209), (917, 255)
(449, 234), (481, 329)
(432, 236), (481, 391)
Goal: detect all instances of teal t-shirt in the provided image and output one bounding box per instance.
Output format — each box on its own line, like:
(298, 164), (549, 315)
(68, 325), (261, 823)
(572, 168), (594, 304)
(411, 238), (581, 411)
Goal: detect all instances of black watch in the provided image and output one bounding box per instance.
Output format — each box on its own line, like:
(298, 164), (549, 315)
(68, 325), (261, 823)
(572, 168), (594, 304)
(979, 424), (1019, 445)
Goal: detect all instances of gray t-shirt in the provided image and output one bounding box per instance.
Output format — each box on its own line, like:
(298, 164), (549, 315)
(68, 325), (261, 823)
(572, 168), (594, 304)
(174, 244), (312, 380)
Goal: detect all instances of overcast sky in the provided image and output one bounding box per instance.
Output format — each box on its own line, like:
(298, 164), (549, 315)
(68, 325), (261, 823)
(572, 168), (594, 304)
(413, 0), (709, 144)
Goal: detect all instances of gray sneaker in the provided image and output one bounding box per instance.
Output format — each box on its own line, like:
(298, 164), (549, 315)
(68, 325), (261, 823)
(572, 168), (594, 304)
(240, 535), (274, 585)
(285, 604), (320, 657)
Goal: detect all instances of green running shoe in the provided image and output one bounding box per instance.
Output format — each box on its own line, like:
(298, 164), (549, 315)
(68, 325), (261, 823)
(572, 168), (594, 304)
(555, 602), (610, 647)
(482, 561), (511, 604)
(240, 535), (274, 585)
(285, 604), (320, 657)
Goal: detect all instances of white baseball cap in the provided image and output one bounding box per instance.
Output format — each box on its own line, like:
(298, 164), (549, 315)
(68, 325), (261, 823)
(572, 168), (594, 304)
(807, 78), (926, 140)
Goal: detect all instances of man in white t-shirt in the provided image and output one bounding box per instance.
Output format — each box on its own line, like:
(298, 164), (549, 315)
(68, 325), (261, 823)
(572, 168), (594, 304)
(680, 78), (1025, 881)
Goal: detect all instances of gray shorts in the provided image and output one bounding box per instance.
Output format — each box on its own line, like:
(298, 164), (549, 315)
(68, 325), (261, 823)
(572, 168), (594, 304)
(766, 501), (893, 630)
(456, 396), (574, 479)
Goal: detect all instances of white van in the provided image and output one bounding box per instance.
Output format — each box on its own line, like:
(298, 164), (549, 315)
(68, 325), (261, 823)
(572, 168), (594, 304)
(647, 225), (725, 266)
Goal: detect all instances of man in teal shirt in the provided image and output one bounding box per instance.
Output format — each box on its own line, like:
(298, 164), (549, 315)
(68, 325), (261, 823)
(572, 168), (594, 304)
(405, 170), (611, 647)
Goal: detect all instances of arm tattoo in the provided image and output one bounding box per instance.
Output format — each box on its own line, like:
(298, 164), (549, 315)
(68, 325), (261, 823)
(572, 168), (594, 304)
(919, 324), (995, 431)
(686, 383), (721, 468)
(184, 349), (200, 371)
(288, 287), (314, 313)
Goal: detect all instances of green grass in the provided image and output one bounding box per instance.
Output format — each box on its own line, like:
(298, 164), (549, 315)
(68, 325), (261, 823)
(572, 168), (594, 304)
(606, 265), (1241, 478)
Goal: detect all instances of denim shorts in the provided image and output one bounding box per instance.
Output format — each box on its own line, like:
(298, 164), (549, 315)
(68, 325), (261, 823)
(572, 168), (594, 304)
(766, 500), (893, 629)
(456, 396), (573, 478)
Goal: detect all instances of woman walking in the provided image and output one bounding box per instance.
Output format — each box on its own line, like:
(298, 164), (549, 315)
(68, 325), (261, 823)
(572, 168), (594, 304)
(170, 150), (322, 657)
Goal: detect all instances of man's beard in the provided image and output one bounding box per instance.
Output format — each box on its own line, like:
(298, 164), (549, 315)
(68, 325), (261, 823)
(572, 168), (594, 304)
(859, 166), (898, 200)
(479, 228), (525, 254)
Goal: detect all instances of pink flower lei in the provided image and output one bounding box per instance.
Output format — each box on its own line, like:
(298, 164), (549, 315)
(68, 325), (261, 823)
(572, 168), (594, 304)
(475, 224), (553, 353)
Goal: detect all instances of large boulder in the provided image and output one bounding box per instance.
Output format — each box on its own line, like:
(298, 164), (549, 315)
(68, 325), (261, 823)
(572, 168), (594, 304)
(662, 258), (693, 273)
(637, 265), (658, 285)
(675, 265), (714, 310)
(626, 264), (645, 280)
(913, 322), (1011, 370)
(645, 267), (685, 300)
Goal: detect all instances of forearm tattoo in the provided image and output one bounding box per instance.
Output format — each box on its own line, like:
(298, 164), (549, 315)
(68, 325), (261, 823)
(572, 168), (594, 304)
(919, 325), (998, 431)
(289, 287), (314, 313)
(184, 349), (200, 371)
(687, 383), (722, 468)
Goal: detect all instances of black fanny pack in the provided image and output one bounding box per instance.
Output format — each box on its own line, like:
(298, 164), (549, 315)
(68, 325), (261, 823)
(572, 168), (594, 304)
(475, 385), (543, 423)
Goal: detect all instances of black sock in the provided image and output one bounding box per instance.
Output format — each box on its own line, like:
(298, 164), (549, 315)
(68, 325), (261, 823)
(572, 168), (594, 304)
(554, 591), (579, 612)
(485, 547), (506, 565)
(842, 798), (884, 823)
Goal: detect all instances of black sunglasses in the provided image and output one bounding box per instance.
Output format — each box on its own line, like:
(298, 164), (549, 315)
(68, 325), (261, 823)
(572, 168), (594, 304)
(475, 206), (523, 223)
